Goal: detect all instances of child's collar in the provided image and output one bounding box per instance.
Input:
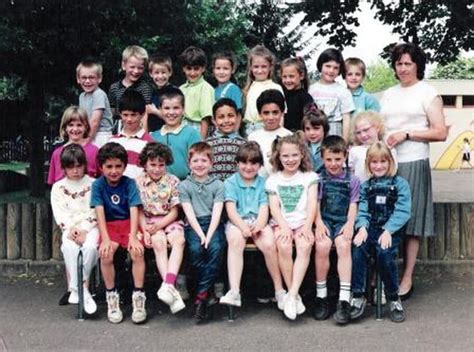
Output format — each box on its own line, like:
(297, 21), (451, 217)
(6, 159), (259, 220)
(118, 128), (145, 138)
(160, 122), (184, 135)
(213, 130), (239, 139)
(184, 75), (204, 86)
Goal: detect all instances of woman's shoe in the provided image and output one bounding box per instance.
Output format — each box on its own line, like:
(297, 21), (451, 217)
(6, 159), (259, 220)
(399, 285), (414, 301)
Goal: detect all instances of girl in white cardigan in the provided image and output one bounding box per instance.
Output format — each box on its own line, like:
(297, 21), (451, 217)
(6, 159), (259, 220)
(51, 144), (99, 314)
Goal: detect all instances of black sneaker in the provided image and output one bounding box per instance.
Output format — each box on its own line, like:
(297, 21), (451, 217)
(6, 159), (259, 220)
(389, 299), (405, 323)
(350, 297), (367, 320)
(194, 300), (209, 323)
(313, 297), (330, 320)
(58, 291), (71, 306)
(334, 300), (351, 325)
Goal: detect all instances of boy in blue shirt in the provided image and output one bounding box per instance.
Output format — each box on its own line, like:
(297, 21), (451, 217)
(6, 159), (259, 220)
(343, 58), (380, 116)
(91, 142), (146, 324)
(206, 98), (246, 182)
(150, 88), (201, 180)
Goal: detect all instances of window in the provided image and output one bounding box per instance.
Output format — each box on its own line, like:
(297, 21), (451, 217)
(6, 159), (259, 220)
(463, 96), (474, 107)
(441, 95), (456, 107)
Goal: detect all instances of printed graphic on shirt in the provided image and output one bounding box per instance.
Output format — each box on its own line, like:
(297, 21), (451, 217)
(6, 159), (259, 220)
(314, 97), (339, 120)
(277, 184), (304, 213)
(111, 194), (121, 205)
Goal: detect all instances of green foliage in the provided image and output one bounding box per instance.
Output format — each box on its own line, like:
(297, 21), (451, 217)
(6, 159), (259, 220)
(363, 60), (398, 93)
(298, 0), (474, 64)
(430, 57), (474, 80)
(0, 75), (27, 101)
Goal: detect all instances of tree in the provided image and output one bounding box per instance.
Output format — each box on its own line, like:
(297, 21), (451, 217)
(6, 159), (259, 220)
(363, 60), (398, 93)
(296, 0), (474, 64)
(430, 58), (474, 80)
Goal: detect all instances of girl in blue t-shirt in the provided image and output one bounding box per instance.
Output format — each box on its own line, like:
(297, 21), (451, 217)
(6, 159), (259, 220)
(220, 142), (284, 310)
(212, 51), (242, 112)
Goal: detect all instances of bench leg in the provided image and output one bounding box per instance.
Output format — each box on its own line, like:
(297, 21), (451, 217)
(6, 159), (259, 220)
(227, 305), (236, 322)
(77, 249), (85, 321)
(375, 272), (383, 321)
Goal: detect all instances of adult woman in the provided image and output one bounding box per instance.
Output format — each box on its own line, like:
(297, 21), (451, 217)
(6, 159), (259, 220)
(381, 43), (448, 299)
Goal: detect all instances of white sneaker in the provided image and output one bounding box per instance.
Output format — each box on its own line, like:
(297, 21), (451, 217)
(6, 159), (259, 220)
(219, 290), (242, 307)
(168, 286), (186, 314)
(214, 282), (225, 298)
(131, 291), (147, 324)
(283, 295), (297, 320)
(106, 291), (123, 324)
(176, 276), (189, 301)
(296, 295), (306, 315)
(275, 290), (287, 311)
(68, 289), (79, 304)
(157, 283), (175, 306)
(83, 288), (97, 315)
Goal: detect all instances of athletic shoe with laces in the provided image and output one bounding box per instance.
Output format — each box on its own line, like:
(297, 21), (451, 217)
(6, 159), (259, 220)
(283, 295), (298, 320)
(219, 290), (242, 307)
(389, 299), (405, 323)
(194, 300), (209, 323)
(168, 286), (186, 314)
(106, 291), (123, 324)
(350, 297), (367, 320)
(313, 297), (329, 320)
(275, 290), (287, 311)
(131, 291), (147, 324)
(296, 295), (306, 315)
(334, 300), (351, 325)
(83, 287), (97, 315)
(68, 289), (79, 304)
(157, 283), (175, 306)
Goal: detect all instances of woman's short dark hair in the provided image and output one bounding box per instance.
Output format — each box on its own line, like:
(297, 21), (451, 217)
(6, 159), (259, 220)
(390, 42), (426, 80)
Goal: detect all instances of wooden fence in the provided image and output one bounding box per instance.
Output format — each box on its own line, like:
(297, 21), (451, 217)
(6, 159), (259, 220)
(0, 201), (473, 262)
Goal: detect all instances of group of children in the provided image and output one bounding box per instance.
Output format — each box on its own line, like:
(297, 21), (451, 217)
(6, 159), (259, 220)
(49, 44), (412, 326)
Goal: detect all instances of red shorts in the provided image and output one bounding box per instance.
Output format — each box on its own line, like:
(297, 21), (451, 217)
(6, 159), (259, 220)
(103, 219), (144, 249)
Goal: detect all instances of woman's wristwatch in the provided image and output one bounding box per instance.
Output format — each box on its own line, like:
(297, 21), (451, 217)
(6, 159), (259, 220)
(405, 131), (410, 140)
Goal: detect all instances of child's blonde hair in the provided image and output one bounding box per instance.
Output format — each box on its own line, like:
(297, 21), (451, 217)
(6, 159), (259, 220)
(270, 132), (312, 173)
(188, 141), (213, 162)
(280, 57), (309, 91)
(59, 106), (90, 140)
(122, 45), (148, 65)
(148, 53), (173, 74)
(243, 45), (276, 97)
(352, 111), (385, 145)
(76, 60), (103, 79)
(365, 141), (397, 177)
(343, 57), (366, 78)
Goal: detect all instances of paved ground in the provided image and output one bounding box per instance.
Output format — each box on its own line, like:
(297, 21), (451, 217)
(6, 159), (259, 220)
(0, 271), (473, 351)
(431, 169), (473, 203)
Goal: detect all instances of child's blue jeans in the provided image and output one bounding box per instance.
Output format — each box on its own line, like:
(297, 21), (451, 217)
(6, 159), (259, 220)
(351, 225), (401, 301)
(184, 216), (226, 298)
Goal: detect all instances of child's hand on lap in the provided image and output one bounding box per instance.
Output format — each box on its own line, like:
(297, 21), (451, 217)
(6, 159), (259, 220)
(145, 222), (160, 235)
(128, 236), (144, 256)
(353, 227), (368, 247)
(143, 231), (152, 248)
(315, 220), (329, 242)
(74, 230), (87, 246)
(378, 230), (392, 250)
(339, 222), (354, 241)
(277, 225), (293, 244)
(241, 224), (253, 238)
(99, 239), (112, 258)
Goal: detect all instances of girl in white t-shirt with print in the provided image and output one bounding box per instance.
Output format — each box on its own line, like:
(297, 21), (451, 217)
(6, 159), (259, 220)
(265, 133), (318, 321)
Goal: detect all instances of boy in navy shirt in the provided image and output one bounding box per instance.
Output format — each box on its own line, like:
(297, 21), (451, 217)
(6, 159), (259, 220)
(91, 142), (146, 324)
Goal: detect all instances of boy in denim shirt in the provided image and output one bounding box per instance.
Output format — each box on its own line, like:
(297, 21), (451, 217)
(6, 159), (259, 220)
(314, 135), (360, 325)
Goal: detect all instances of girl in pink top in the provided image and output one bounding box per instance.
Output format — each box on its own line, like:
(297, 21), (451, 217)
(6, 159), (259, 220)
(47, 106), (99, 185)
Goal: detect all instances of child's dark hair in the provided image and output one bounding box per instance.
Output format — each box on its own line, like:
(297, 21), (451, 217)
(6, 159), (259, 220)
(212, 98), (238, 118)
(97, 142), (128, 167)
(149, 53), (173, 73)
(302, 103), (329, 136)
(118, 90), (146, 114)
(270, 132), (313, 172)
(179, 46), (207, 68)
(256, 89), (285, 114)
(321, 135), (348, 156)
(343, 57), (366, 78)
(139, 142), (173, 167)
(317, 48), (345, 77)
(235, 141), (264, 165)
(212, 51), (236, 70)
(159, 87), (185, 107)
(281, 57), (309, 91)
(60, 144), (87, 170)
(188, 141), (213, 162)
